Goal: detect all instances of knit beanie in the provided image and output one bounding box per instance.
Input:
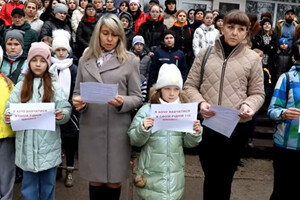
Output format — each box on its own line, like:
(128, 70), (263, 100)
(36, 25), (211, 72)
(161, 29), (175, 41)
(156, 63), (183, 90)
(11, 8), (25, 17)
(52, 29), (71, 52)
(5, 30), (25, 48)
(165, 0), (176, 6)
(119, 11), (131, 22)
(149, 0), (159, 4)
(28, 42), (52, 67)
(260, 12), (271, 20)
(54, 3), (68, 14)
(129, 0), (139, 5)
(260, 17), (272, 27)
(279, 37), (288, 46)
(132, 35), (144, 47)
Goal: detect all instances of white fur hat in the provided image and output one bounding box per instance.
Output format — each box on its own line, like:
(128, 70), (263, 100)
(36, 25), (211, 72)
(156, 63), (183, 90)
(52, 29), (71, 52)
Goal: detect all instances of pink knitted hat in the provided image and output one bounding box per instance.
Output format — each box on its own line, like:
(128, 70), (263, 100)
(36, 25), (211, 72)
(27, 42), (52, 67)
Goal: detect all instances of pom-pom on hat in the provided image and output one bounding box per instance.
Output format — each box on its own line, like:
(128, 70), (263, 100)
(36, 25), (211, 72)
(51, 29), (71, 52)
(28, 42), (52, 67)
(54, 3), (68, 14)
(132, 35), (144, 47)
(156, 63), (183, 90)
(279, 37), (288, 46)
(5, 29), (25, 48)
(129, 0), (139, 5)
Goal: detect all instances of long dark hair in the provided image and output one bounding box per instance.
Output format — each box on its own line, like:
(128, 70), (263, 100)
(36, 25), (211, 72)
(20, 64), (54, 103)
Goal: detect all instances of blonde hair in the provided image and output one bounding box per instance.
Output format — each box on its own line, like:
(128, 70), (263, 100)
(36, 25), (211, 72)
(84, 13), (128, 64)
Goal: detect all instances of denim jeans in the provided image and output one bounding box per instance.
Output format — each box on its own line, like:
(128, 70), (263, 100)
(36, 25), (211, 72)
(21, 167), (57, 200)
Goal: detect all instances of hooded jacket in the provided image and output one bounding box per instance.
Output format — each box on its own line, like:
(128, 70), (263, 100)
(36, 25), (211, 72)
(138, 14), (167, 52)
(119, 12), (136, 50)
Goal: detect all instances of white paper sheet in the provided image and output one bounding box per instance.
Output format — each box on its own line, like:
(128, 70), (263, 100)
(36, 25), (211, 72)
(202, 105), (240, 138)
(80, 82), (118, 104)
(10, 103), (55, 131)
(151, 102), (198, 133)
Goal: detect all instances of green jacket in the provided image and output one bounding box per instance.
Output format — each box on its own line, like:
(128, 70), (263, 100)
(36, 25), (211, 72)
(5, 78), (71, 172)
(128, 104), (202, 200)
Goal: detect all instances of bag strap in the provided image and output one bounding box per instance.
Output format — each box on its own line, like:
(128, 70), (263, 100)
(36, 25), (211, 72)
(8, 59), (25, 84)
(199, 45), (213, 87)
(285, 72), (290, 107)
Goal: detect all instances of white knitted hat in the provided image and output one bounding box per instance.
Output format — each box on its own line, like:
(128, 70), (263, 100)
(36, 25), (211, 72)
(132, 35), (145, 47)
(129, 0), (139, 5)
(51, 29), (71, 52)
(156, 63), (183, 90)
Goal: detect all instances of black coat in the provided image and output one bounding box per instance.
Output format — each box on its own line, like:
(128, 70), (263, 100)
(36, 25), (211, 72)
(76, 18), (98, 59)
(138, 16), (167, 52)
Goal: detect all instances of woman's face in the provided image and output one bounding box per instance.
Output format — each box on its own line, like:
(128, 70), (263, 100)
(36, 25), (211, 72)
(30, 56), (48, 77)
(166, 3), (175, 12)
(164, 34), (174, 48)
(105, 0), (114, 10)
(150, 5), (160, 21)
(203, 13), (213, 26)
(80, 0), (88, 9)
(68, 0), (76, 10)
(188, 10), (194, 20)
(216, 19), (223, 28)
(177, 12), (187, 24)
(6, 38), (22, 55)
(55, 12), (67, 21)
(195, 11), (203, 21)
(51, 0), (58, 10)
(129, 2), (138, 12)
(44, 0), (50, 8)
(86, 6), (96, 17)
(263, 22), (272, 33)
(94, 0), (103, 10)
(161, 86), (180, 103)
(222, 23), (248, 46)
(99, 24), (119, 51)
(119, 2), (128, 12)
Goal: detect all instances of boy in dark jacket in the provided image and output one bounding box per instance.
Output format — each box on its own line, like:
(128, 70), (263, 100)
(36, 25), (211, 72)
(274, 37), (293, 86)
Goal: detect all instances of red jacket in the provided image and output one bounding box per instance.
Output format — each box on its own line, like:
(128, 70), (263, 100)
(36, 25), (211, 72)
(134, 11), (146, 34)
(0, 2), (24, 27)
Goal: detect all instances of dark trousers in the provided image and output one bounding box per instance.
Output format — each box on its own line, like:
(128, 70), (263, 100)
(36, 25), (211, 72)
(62, 136), (78, 167)
(199, 121), (251, 200)
(270, 146), (300, 200)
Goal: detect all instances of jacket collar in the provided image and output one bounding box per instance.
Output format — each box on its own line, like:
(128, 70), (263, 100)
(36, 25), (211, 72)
(83, 54), (120, 83)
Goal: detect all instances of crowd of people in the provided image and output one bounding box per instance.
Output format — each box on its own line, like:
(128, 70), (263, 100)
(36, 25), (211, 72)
(0, 0), (300, 199)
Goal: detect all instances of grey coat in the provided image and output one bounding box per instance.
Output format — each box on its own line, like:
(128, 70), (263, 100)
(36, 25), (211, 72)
(73, 52), (142, 183)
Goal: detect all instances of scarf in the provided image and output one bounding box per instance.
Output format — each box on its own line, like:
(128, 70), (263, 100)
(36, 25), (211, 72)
(87, 16), (96, 22)
(159, 97), (180, 104)
(6, 50), (23, 61)
(49, 57), (73, 98)
(96, 49), (115, 68)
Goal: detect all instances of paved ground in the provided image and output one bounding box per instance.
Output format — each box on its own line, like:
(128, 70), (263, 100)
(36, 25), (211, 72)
(13, 155), (273, 200)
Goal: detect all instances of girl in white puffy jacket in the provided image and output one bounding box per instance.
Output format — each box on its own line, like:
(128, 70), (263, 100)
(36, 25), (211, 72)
(193, 11), (220, 56)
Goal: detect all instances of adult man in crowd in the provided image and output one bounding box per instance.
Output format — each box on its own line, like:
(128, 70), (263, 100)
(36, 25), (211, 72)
(2, 8), (38, 53)
(275, 9), (298, 48)
(24, 0), (44, 36)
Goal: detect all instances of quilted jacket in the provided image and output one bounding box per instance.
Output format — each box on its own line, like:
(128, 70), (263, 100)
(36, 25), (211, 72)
(184, 38), (265, 121)
(5, 78), (71, 172)
(128, 104), (202, 200)
(0, 76), (14, 139)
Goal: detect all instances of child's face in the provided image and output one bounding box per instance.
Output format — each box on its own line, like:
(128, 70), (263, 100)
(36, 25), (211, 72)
(161, 86), (180, 103)
(121, 18), (129, 29)
(216, 19), (223, 28)
(280, 43), (288, 50)
(6, 38), (22, 55)
(134, 42), (144, 52)
(164, 34), (175, 48)
(30, 56), (48, 77)
(55, 48), (68, 60)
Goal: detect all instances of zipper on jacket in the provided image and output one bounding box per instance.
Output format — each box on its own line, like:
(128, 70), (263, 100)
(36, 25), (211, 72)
(167, 131), (170, 198)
